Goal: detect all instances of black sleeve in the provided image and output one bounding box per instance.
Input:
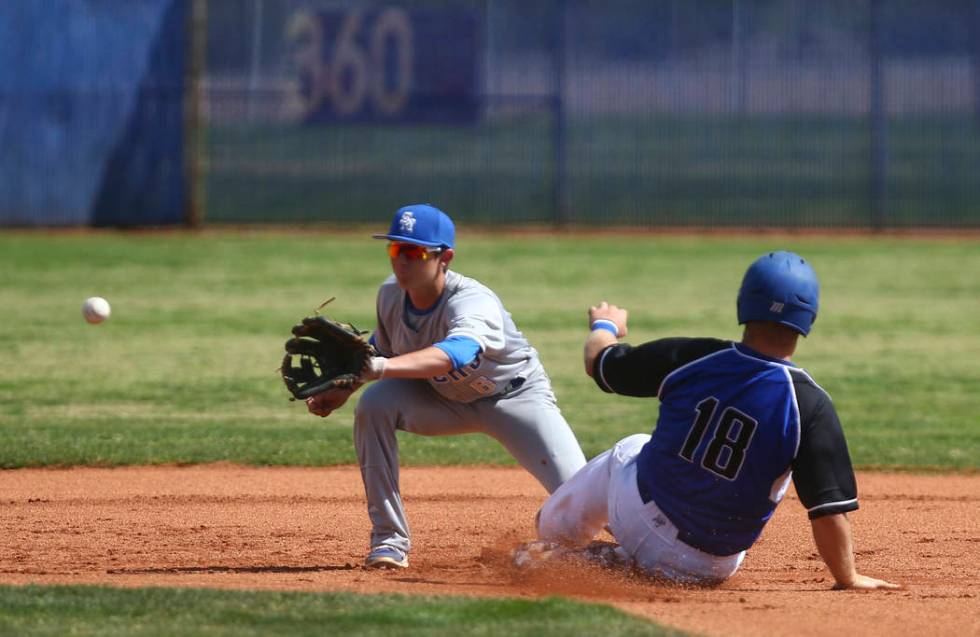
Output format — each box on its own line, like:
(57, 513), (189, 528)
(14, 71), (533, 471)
(591, 337), (730, 397)
(790, 373), (859, 519)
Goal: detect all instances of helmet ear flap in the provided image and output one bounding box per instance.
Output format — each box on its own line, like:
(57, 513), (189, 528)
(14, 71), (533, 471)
(737, 252), (820, 336)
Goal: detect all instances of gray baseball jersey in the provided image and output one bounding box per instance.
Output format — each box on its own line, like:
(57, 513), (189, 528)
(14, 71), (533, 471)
(371, 270), (539, 402)
(355, 269), (587, 555)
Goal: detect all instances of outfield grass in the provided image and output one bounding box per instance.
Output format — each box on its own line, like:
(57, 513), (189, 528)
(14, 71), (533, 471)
(0, 585), (683, 637)
(0, 231), (977, 469)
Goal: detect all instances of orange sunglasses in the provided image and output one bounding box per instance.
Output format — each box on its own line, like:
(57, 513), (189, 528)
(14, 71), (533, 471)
(387, 242), (442, 261)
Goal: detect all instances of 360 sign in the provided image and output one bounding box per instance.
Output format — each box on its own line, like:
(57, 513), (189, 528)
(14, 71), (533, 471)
(285, 8), (479, 123)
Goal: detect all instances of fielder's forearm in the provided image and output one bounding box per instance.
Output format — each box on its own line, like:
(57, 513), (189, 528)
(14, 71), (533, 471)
(381, 346), (454, 379)
(810, 513), (858, 587)
(584, 330), (618, 377)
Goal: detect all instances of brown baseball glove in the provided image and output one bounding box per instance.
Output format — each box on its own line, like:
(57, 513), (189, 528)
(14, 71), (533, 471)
(281, 315), (376, 400)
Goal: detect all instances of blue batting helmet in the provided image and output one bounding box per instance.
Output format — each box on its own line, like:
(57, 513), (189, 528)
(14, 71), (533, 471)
(737, 251), (820, 336)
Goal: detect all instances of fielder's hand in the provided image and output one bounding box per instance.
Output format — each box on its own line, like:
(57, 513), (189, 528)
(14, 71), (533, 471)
(305, 386), (357, 418)
(360, 356), (387, 382)
(589, 301), (628, 337)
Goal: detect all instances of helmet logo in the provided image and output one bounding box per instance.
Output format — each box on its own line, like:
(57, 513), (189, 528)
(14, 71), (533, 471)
(399, 211), (416, 234)
(769, 301), (785, 313)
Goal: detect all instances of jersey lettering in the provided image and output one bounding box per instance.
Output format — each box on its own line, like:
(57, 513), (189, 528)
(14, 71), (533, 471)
(678, 396), (759, 481)
(469, 376), (496, 395)
(432, 353), (482, 383)
(680, 396), (718, 461)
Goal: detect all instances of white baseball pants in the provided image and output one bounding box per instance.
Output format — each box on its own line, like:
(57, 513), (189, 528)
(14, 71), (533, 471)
(537, 433), (745, 584)
(354, 365), (586, 554)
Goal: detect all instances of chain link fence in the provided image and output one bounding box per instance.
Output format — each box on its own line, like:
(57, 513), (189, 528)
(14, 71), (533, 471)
(4, 1), (979, 227)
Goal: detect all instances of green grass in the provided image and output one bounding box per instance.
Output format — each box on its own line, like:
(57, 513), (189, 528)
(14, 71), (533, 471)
(0, 585), (683, 636)
(0, 231), (977, 469)
(0, 232), (973, 634)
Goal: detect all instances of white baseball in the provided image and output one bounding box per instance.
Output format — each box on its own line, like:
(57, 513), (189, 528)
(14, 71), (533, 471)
(82, 297), (111, 324)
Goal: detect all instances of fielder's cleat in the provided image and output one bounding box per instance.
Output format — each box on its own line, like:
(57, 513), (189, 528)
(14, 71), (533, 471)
(364, 545), (409, 569)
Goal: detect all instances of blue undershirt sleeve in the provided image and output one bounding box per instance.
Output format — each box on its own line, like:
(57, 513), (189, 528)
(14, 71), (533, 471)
(433, 335), (482, 370)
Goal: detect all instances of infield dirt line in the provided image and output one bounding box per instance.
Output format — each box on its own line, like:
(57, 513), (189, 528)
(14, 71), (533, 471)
(1, 466), (977, 637)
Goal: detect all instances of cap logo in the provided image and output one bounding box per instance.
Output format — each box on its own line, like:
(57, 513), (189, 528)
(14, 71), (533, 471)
(398, 211), (416, 234)
(770, 301), (785, 313)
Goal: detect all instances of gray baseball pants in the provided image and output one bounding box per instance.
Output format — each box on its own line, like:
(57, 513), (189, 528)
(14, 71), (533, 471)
(353, 366), (587, 554)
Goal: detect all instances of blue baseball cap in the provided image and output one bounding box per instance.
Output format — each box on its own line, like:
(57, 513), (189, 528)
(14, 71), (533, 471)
(372, 204), (455, 249)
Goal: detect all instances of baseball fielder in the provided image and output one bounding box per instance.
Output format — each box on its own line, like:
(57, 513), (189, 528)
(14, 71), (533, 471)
(529, 251), (899, 589)
(306, 204), (587, 569)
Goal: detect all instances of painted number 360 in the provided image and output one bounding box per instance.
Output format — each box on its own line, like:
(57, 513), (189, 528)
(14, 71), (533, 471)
(287, 8), (413, 118)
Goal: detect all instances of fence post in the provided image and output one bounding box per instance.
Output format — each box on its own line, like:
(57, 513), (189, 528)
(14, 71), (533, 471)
(730, 0), (747, 115)
(184, 0), (207, 228)
(869, 0), (887, 231)
(552, 0), (567, 227)
(974, 0), (980, 125)
(247, 0), (264, 122)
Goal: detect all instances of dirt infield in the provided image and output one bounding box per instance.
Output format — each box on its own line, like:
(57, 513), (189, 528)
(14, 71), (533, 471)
(1, 466), (976, 636)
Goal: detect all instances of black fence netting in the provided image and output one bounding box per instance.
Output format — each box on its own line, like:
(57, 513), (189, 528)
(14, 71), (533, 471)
(201, 0), (980, 228)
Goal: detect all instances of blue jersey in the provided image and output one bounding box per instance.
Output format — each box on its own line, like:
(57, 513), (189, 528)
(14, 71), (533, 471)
(594, 338), (858, 557)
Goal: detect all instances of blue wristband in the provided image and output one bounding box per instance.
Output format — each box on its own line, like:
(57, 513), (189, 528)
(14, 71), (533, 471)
(590, 319), (619, 337)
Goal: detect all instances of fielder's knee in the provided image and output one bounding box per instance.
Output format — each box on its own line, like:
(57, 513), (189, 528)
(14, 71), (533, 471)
(353, 383), (397, 431)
